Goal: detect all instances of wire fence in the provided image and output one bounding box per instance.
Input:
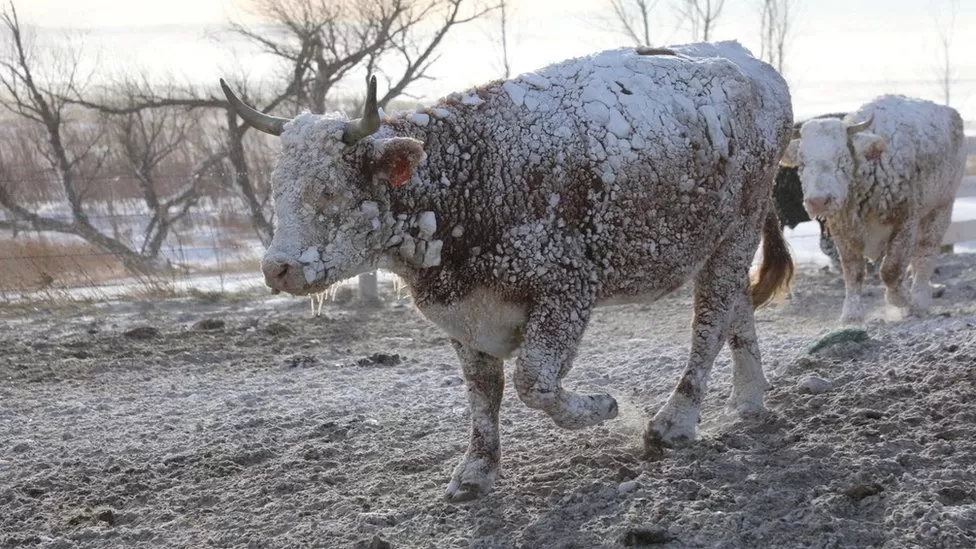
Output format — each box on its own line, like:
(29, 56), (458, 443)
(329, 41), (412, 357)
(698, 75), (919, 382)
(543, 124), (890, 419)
(0, 186), (850, 303)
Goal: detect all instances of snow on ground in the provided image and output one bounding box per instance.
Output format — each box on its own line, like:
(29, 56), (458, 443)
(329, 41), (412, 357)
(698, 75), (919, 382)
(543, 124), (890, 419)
(1, 248), (975, 549)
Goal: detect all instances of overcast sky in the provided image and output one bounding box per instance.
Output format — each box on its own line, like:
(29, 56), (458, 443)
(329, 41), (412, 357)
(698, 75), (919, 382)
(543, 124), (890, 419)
(18, 0), (976, 121)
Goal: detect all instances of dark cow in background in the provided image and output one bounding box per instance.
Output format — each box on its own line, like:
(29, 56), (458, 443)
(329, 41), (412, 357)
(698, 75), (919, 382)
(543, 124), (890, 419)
(222, 41), (794, 500)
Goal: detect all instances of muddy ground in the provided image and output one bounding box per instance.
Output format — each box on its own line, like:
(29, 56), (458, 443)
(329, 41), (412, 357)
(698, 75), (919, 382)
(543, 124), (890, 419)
(1, 256), (975, 549)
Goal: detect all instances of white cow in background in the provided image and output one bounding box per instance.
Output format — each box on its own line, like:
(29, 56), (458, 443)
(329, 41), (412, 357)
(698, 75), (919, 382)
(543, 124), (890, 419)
(781, 95), (966, 323)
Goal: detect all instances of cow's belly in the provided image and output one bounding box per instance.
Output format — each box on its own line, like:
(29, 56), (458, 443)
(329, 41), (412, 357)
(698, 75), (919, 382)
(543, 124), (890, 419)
(420, 289), (528, 359)
(596, 288), (671, 307)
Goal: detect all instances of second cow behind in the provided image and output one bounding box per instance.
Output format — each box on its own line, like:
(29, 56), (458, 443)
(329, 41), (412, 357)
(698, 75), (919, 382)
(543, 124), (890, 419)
(782, 95), (966, 323)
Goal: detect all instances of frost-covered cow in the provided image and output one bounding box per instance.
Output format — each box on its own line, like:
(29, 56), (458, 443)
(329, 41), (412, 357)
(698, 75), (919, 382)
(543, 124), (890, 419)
(781, 95), (965, 322)
(221, 41), (794, 500)
(774, 113), (846, 271)
(775, 166), (840, 270)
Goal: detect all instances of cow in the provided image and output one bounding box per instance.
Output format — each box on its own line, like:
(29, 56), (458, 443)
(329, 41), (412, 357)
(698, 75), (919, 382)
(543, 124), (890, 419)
(781, 95), (965, 323)
(774, 165), (841, 271)
(774, 112), (846, 272)
(220, 41), (794, 501)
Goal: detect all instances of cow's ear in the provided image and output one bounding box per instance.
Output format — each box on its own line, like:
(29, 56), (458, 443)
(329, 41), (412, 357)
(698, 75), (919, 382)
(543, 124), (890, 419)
(852, 133), (886, 162)
(371, 137), (426, 189)
(779, 139), (800, 168)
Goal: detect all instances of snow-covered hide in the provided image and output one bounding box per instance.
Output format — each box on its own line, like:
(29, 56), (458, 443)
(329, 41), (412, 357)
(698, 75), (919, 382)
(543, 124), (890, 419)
(230, 40), (795, 501)
(781, 95), (966, 322)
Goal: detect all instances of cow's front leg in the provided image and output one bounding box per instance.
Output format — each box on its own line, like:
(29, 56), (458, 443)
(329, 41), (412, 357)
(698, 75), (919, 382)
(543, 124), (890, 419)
(445, 340), (504, 502)
(835, 233), (868, 323)
(880, 222), (917, 319)
(514, 301), (618, 429)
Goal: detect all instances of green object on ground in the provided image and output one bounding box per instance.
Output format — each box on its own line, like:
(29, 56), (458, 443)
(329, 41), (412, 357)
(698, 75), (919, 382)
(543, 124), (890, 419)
(806, 328), (870, 354)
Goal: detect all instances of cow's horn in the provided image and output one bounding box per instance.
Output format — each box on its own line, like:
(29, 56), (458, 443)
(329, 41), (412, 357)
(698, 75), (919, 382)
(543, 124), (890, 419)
(342, 74), (381, 144)
(846, 113), (874, 136)
(219, 78), (289, 136)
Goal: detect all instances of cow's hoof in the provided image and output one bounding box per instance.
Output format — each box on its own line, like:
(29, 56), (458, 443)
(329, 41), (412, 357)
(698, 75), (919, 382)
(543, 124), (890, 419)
(727, 396), (764, 417)
(643, 410), (696, 460)
(727, 380), (769, 417)
(883, 304), (909, 322)
(642, 427), (693, 461)
(839, 311), (864, 325)
(549, 393), (618, 430)
(445, 481), (486, 503)
(884, 288), (911, 310)
(445, 457), (497, 503)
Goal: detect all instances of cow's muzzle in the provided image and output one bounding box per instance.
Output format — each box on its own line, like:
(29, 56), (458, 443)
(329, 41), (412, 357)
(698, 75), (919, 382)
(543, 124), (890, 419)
(804, 196), (837, 218)
(262, 259), (310, 295)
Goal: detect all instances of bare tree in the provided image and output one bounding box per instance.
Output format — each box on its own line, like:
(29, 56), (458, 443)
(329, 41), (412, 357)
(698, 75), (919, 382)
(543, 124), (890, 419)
(235, 0), (496, 114)
(674, 0), (725, 41)
(0, 3), (214, 275)
(933, 0), (959, 106)
(61, 78), (281, 248)
(607, 0), (659, 46)
(107, 91), (225, 259)
(493, 0), (512, 78)
(233, 0), (494, 301)
(758, 0), (796, 74)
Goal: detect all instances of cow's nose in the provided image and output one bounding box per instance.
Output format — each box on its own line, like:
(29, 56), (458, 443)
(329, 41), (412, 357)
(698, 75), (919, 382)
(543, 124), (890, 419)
(804, 197), (832, 217)
(262, 260), (300, 293)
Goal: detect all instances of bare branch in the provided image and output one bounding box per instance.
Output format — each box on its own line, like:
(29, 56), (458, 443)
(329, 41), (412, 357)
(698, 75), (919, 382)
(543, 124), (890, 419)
(674, 0), (724, 41)
(758, 0), (796, 75)
(607, 0), (658, 46)
(932, 0), (958, 106)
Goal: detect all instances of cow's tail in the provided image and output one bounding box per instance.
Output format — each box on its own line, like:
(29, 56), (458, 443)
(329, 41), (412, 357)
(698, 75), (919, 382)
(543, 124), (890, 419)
(749, 208), (795, 309)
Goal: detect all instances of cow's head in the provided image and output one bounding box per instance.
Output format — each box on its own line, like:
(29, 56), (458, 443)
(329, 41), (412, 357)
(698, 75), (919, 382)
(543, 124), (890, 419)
(221, 76), (425, 295)
(779, 114), (885, 218)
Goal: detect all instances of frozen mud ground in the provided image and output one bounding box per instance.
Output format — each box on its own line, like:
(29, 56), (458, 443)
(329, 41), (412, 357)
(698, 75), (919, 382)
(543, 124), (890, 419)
(1, 256), (975, 549)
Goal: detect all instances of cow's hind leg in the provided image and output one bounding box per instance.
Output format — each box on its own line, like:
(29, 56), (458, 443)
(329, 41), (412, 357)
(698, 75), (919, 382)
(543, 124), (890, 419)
(645, 234), (754, 456)
(727, 290), (770, 415)
(514, 301), (619, 430)
(446, 340), (504, 502)
(909, 206), (952, 313)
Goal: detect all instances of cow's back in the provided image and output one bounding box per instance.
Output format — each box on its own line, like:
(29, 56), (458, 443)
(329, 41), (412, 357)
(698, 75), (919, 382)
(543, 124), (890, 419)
(467, 41), (792, 177)
(669, 41), (793, 158)
(852, 95), (965, 209)
(397, 42), (792, 302)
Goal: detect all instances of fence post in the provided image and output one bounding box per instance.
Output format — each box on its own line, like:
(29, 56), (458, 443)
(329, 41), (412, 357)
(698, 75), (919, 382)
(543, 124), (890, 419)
(358, 271), (379, 305)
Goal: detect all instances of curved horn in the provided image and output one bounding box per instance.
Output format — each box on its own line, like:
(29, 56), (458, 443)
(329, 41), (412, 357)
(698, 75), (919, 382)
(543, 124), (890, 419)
(846, 113), (874, 136)
(219, 78), (289, 136)
(341, 74), (381, 145)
